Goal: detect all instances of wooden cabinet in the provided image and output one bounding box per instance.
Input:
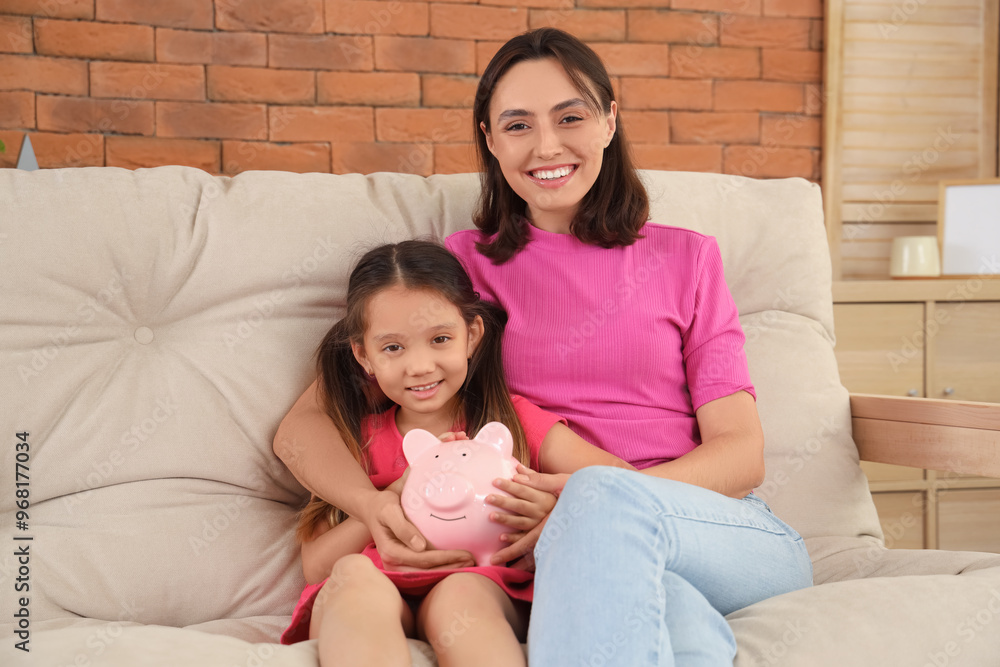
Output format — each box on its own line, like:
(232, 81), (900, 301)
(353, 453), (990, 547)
(833, 280), (1000, 552)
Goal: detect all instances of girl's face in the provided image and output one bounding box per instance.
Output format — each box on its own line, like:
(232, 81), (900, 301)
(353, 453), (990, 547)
(353, 285), (483, 426)
(482, 57), (617, 234)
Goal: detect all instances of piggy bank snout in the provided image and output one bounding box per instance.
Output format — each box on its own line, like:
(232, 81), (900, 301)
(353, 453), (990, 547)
(415, 473), (476, 512)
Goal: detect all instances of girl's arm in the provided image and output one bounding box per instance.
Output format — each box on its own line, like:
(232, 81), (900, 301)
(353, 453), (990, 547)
(274, 379), (474, 570)
(300, 517), (373, 585)
(642, 390), (765, 499)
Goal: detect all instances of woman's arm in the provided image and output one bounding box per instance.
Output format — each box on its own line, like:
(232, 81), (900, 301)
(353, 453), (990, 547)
(642, 390), (765, 499)
(273, 379), (474, 569)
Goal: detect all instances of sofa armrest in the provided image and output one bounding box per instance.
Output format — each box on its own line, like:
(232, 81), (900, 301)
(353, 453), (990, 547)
(850, 394), (1000, 478)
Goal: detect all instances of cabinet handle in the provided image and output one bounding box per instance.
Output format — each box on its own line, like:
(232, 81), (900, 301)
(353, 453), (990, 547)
(943, 387), (955, 396)
(907, 389), (919, 397)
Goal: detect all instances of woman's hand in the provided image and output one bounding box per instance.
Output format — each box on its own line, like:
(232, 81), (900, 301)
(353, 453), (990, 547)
(488, 464), (570, 568)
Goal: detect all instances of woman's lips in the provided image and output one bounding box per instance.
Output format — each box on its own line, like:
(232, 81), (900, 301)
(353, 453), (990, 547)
(525, 164), (578, 189)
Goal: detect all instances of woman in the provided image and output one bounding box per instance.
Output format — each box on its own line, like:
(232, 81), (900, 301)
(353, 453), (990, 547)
(275, 28), (812, 665)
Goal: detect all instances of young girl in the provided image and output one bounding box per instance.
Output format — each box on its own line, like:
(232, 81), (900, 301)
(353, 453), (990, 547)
(280, 240), (631, 667)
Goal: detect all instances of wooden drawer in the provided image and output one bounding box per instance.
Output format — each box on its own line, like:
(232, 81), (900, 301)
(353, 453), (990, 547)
(938, 489), (1000, 553)
(871, 491), (925, 550)
(833, 302), (925, 397)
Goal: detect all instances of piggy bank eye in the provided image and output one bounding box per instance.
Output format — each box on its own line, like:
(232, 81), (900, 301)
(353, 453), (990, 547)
(462, 453), (467, 456)
(434, 454), (439, 458)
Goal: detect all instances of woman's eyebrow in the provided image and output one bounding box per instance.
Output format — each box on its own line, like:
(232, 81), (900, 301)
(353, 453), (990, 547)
(496, 98), (589, 123)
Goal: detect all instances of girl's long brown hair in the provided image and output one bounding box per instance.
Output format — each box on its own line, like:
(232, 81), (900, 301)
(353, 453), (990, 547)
(473, 28), (650, 264)
(296, 240), (530, 543)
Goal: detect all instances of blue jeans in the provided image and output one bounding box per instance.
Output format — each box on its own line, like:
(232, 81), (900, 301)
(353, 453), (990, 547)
(527, 467), (813, 666)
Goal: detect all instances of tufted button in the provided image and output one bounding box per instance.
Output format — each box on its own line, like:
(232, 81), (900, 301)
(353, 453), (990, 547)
(134, 327), (154, 345)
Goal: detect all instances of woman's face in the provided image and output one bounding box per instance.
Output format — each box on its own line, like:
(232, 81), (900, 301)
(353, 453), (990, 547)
(482, 58), (617, 234)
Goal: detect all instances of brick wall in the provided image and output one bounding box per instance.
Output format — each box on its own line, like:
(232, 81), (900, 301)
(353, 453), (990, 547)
(0, 0), (823, 179)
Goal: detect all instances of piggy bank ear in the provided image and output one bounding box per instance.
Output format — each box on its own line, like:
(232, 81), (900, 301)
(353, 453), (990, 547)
(402, 429), (441, 464)
(473, 422), (514, 458)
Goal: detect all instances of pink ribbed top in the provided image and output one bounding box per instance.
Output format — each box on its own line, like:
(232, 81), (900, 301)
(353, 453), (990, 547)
(446, 222), (755, 469)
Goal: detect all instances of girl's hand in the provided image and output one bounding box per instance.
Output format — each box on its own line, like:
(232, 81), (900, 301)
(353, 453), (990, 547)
(437, 431), (468, 442)
(365, 489), (475, 571)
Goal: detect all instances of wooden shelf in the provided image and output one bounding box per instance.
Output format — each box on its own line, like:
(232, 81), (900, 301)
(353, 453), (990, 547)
(834, 280), (1000, 303)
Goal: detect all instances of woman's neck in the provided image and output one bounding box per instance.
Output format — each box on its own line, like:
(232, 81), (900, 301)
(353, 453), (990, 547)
(528, 208), (574, 234)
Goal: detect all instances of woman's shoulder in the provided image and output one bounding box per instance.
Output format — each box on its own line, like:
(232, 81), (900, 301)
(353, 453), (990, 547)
(641, 222), (714, 245)
(444, 228), (486, 251)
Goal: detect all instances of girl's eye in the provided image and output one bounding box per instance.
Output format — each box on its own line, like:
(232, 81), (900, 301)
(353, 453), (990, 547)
(382, 344), (401, 353)
(433, 336), (451, 344)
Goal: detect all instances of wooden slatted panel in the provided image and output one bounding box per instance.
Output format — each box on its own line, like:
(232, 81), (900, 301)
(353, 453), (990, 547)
(837, 0), (998, 280)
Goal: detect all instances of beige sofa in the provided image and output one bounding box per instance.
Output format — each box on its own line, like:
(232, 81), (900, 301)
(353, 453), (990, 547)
(2, 166), (999, 666)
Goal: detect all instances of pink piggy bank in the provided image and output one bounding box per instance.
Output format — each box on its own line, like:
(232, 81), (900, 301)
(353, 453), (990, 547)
(400, 422), (518, 567)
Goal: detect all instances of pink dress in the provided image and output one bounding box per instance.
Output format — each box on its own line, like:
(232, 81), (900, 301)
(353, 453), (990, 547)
(280, 395), (564, 644)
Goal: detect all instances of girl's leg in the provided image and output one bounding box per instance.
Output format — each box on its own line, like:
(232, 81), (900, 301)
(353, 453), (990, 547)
(417, 573), (529, 667)
(528, 466), (813, 667)
(310, 553), (416, 667)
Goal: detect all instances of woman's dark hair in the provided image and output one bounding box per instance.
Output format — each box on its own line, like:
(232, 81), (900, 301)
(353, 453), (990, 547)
(296, 240), (529, 542)
(473, 28), (649, 263)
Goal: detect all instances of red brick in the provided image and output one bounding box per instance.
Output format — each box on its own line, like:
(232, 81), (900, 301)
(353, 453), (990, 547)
(318, 72), (420, 106)
(12, 62), (80, 104)
(578, 0), (670, 8)
(0, 54), (87, 94)
(592, 42), (671, 76)
(481, 0), (571, 7)
(434, 142), (478, 174)
(714, 80), (803, 112)
(375, 36), (475, 74)
(671, 45), (759, 79)
(621, 77), (713, 110)
(671, 111), (759, 144)
(107, 136), (221, 171)
(723, 144), (814, 178)
(421, 74), (478, 108)
(762, 49), (821, 82)
(96, 0), (213, 29)
(332, 142), (433, 175)
(0, 131), (22, 166)
(0, 0), (93, 19)
(217, 0), (323, 34)
(37, 95), (154, 134)
(632, 143), (722, 172)
(810, 19), (822, 51)
(475, 40), (505, 76)
(269, 106), (374, 143)
(208, 66), (314, 104)
(91, 62), (205, 101)
(760, 113), (820, 148)
(34, 18), (153, 61)
(720, 16), (809, 49)
(157, 29), (267, 66)
(529, 8), (626, 42)
(222, 141), (330, 175)
(764, 0), (822, 18)
(375, 108), (474, 143)
(430, 5), (527, 40)
(327, 1), (429, 35)
(0, 91), (33, 128)
(157, 101), (267, 140)
(0, 15), (32, 53)
(621, 110), (670, 144)
(30, 131), (105, 167)
(803, 82), (823, 115)
(671, 0), (761, 14)
(270, 34), (373, 71)
(628, 10), (717, 44)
